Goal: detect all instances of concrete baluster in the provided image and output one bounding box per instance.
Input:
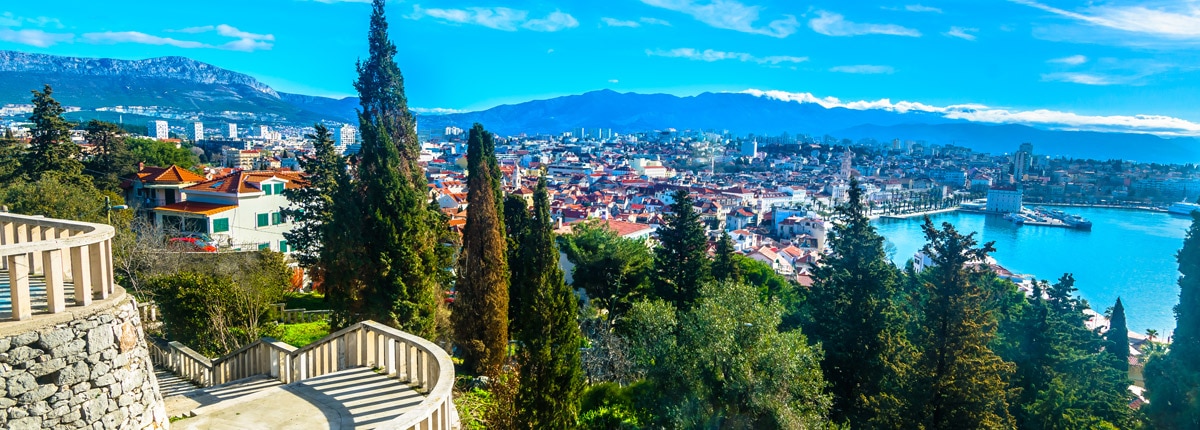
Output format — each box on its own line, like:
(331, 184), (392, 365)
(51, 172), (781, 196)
(6, 254), (31, 320)
(42, 248), (65, 313)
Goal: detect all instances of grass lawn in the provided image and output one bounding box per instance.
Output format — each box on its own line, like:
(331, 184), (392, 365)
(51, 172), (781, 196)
(283, 292), (327, 310)
(266, 320), (331, 348)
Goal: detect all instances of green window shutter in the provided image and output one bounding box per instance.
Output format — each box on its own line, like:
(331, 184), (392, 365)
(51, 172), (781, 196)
(257, 213), (269, 227)
(213, 218), (230, 233)
(280, 240), (288, 252)
(275, 183), (285, 194)
(272, 212), (283, 225)
(259, 243), (270, 251)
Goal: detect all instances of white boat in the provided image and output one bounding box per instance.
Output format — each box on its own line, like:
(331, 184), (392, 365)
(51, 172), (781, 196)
(1168, 200), (1200, 216)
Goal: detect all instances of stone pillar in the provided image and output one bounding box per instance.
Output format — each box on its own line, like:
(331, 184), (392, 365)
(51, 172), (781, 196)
(7, 254), (31, 320)
(70, 245), (92, 306)
(42, 248), (66, 314)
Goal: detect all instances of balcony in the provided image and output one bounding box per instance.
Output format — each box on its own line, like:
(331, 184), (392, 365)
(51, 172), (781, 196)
(0, 212), (116, 321)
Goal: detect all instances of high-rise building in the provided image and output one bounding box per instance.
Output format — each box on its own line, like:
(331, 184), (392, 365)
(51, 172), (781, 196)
(336, 125), (358, 150)
(189, 122), (204, 141)
(1014, 142), (1033, 181)
(258, 125), (270, 138)
(149, 120), (169, 140)
(227, 123), (238, 139)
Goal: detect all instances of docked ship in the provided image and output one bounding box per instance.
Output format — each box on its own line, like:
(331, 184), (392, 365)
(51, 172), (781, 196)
(1035, 207), (1093, 230)
(1168, 200), (1200, 216)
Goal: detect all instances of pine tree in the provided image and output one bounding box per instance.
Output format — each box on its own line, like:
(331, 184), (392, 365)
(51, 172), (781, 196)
(18, 85), (83, 182)
(514, 177), (584, 428)
(805, 177), (912, 426)
(282, 124), (343, 272)
(452, 123), (509, 376)
(1146, 211), (1200, 428)
(652, 189), (711, 309)
(83, 120), (135, 192)
(323, 0), (447, 337)
(912, 217), (1014, 429)
(711, 231), (740, 283)
(1104, 297), (1130, 371)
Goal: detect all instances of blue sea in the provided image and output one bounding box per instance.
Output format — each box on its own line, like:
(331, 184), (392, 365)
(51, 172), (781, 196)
(874, 207), (1193, 335)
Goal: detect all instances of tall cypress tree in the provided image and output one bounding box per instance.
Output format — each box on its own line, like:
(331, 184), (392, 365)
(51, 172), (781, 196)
(1104, 297), (1130, 371)
(503, 194), (531, 334)
(711, 231), (740, 284)
(1146, 212), (1200, 428)
(325, 0), (447, 337)
(283, 124), (344, 273)
(912, 217), (1014, 429)
(514, 177), (584, 427)
(453, 123), (509, 376)
(19, 85), (82, 182)
(805, 177), (912, 426)
(652, 189), (710, 309)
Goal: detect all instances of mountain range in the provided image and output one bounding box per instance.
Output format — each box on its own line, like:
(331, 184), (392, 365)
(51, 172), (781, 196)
(0, 50), (1196, 163)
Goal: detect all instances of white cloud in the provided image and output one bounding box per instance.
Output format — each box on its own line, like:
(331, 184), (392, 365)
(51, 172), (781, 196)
(1049, 54), (1088, 65)
(641, 17), (672, 26)
(809, 11), (922, 37)
(1010, 0), (1200, 39)
(602, 17), (641, 27)
(523, 11), (578, 32)
(945, 26), (978, 40)
(410, 5), (577, 32)
(82, 32), (210, 49)
(830, 65), (895, 74)
(1041, 72), (1118, 85)
(214, 24), (274, 41)
(609, 79), (620, 83)
(0, 12), (63, 29)
(741, 88), (1200, 136)
(906, 4), (943, 13)
(411, 107), (466, 115)
(166, 24), (274, 51)
(639, 0), (799, 38)
(647, 47), (807, 65)
(0, 28), (73, 47)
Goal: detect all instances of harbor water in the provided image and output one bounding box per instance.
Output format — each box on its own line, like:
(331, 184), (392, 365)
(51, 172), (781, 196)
(873, 207), (1193, 335)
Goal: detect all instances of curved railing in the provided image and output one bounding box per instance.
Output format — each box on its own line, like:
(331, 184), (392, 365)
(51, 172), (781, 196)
(149, 320), (458, 430)
(0, 212), (116, 321)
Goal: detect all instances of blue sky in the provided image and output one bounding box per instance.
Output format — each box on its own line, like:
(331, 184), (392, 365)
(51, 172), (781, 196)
(2, 0), (1200, 134)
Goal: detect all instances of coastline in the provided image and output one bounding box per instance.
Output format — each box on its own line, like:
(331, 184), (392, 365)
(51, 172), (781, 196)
(871, 207), (959, 221)
(1032, 202), (1165, 213)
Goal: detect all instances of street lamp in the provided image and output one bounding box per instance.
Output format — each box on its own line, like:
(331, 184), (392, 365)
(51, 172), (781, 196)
(105, 196), (129, 224)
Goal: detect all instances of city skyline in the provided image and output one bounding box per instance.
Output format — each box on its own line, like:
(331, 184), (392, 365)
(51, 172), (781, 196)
(1, 1), (1199, 135)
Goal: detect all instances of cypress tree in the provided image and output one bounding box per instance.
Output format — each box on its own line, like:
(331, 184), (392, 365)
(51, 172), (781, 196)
(1146, 212), (1200, 428)
(452, 123), (509, 376)
(711, 231), (740, 284)
(503, 194), (531, 334)
(652, 189), (711, 309)
(805, 177), (912, 426)
(1104, 297), (1130, 371)
(283, 124), (344, 273)
(19, 85), (82, 181)
(912, 217), (1014, 429)
(514, 177), (584, 428)
(324, 0), (447, 337)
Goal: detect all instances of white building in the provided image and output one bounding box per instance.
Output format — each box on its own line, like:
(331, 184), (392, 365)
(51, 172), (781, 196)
(189, 122), (204, 142)
(152, 170), (306, 252)
(225, 149), (260, 169)
(227, 123), (238, 139)
(336, 125), (358, 153)
(986, 185), (1023, 213)
(631, 158), (670, 179)
(149, 120), (169, 140)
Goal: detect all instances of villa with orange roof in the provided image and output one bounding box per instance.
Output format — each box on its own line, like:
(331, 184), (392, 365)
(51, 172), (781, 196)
(148, 169), (307, 253)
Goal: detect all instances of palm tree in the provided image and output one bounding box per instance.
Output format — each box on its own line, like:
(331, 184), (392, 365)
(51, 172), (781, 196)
(1146, 329), (1159, 343)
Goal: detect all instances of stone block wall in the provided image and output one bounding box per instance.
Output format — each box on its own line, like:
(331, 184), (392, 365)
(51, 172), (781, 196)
(0, 295), (168, 429)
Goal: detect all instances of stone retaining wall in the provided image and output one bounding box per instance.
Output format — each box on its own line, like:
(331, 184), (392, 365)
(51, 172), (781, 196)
(0, 289), (167, 429)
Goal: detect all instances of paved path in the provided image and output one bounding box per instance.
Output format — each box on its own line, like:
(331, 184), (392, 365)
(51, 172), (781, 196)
(169, 367), (426, 430)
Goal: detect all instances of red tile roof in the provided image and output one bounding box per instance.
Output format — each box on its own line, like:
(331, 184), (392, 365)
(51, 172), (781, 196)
(187, 170), (306, 194)
(154, 201), (237, 216)
(135, 165), (206, 184)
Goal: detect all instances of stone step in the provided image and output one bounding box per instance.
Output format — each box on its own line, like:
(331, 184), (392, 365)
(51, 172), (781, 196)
(154, 367), (201, 398)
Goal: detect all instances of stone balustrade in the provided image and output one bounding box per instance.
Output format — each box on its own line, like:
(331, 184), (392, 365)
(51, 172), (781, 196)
(151, 320), (458, 430)
(1, 212), (116, 321)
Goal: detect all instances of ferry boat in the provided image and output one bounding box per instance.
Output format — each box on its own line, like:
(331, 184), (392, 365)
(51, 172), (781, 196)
(1168, 200), (1200, 216)
(1035, 207), (1093, 230)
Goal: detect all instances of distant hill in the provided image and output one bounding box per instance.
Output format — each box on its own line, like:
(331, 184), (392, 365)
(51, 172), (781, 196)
(0, 51), (342, 124)
(420, 90), (1200, 163)
(0, 50), (1196, 163)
